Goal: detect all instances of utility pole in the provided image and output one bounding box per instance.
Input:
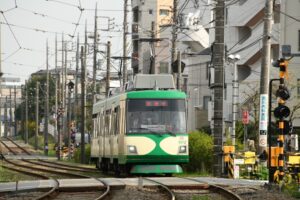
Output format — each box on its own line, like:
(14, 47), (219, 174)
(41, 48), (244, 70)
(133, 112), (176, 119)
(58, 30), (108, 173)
(44, 40), (49, 156)
(9, 88), (12, 133)
(67, 82), (72, 160)
(75, 34), (79, 127)
(106, 41), (111, 97)
(123, 0), (128, 86)
(259, 0), (273, 155)
(171, 0), (178, 77)
(35, 82), (39, 150)
(80, 45), (86, 164)
(177, 51), (182, 90)
(92, 3), (98, 103)
(63, 42), (68, 143)
(212, 0), (225, 177)
(25, 81), (28, 144)
(0, 15), (2, 137)
(4, 96), (7, 137)
(54, 34), (58, 146)
(150, 21), (156, 74)
(14, 86), (17, 136)
(57, 35), (63, 161)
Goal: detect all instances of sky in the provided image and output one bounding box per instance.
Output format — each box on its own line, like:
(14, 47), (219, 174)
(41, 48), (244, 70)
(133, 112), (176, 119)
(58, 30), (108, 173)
(0, 0), (126, 83)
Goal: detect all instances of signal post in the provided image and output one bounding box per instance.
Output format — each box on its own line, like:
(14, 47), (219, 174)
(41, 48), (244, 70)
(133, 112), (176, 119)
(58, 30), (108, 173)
(268, 58), (291, 183)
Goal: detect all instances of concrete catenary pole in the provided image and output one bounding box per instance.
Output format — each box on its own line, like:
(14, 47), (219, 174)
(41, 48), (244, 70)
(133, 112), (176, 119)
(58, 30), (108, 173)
(44, 40), (49, 156)
(25, 81), (28, 144)
(67, 82), (72, 160)
(212, 0), (225, 177)
(54, 34), (58, 146)
(0, 15), (2, 137)
(106, 41), (111, 97)
(75, 34), (79, 127)
(92, 3), (98, 103)
(177, 51), (182, 90)
(63, 42), (68, 144)
(14, 86), (17, 136)
(35, 81), (39, 150)
(4, 96), (7, 137)
(123, 0), (128, 86)
(150, 21), (156, 74)
(171, 0), (178, 78)
(80, 45), (86, 164)
(9, 88), (12, 132)
(258, 0), (273, 155)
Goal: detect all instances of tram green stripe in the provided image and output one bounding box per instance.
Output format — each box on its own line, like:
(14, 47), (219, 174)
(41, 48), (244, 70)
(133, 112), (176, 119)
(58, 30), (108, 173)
(119, 155), (189, 164)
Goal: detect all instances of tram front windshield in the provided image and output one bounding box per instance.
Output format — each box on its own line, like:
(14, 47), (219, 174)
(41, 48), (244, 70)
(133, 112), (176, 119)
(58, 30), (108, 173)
(127, 99), (186, 134)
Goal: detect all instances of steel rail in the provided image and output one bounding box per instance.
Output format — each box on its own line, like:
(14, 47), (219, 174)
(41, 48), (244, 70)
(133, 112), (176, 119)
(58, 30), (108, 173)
(0, 139), (18, 155)
(1, 138), (110, 199)
(4, 159), (86, 178)
(143, 177), (176, 200)
(35, 179), (59, 200)
(1, 160), (59, 200)
(5, 137), (31, 155)
(37, 159), (99, 172)
(181, 177), (242, 200)
(24, 159), (97, 173)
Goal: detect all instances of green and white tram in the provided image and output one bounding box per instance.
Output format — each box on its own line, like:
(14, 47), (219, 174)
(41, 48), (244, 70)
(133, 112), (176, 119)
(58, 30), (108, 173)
(91, 75), (188, 174)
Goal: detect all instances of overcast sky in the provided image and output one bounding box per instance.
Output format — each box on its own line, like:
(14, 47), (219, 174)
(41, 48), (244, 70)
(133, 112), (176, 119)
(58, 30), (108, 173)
(0, 0), (125, 83)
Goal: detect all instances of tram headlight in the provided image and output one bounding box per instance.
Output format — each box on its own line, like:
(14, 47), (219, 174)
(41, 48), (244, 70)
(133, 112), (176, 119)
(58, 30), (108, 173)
(127, 145), (137, 154)
(179, 145), (187, 153)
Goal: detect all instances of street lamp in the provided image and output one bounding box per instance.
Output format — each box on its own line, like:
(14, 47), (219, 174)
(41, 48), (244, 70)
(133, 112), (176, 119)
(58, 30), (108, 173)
(228, 54), (241, 146)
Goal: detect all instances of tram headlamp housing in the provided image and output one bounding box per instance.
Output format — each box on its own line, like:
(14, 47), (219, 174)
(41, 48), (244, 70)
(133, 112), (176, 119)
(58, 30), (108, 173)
(179, 145), (187, 153)
(127, 145), (137, 154)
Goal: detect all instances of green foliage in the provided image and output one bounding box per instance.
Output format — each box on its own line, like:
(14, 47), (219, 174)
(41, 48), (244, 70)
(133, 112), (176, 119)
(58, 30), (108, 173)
(186, 130), (213, 173)
(74, 144), (91, 164)
(284, 181), (300, 198)
(28, 134), (56, 153)
(0, 166), (33, 182)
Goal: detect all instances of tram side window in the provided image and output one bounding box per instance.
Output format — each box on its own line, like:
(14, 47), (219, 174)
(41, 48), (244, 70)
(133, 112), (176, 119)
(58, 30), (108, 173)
(105, 109), (112, 135)
(97, 113), (101, 137)
(101, 112), (105, 136)
(114, 106), (120, 135)
(111, 109), (115, 135)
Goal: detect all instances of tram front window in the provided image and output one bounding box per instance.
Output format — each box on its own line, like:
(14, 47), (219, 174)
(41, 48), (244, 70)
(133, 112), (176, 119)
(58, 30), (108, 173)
(127, 99), (186, 134)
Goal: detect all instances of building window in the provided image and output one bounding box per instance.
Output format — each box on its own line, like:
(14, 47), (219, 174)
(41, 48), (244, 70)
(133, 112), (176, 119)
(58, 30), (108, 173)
(206, 62), (210, 80)
(298, 79), (300, 98)
(159, 9), (169, 16)
(159, 62), (169, 74)
(203, 96), (211, 110)
(149, 9), (153, 15)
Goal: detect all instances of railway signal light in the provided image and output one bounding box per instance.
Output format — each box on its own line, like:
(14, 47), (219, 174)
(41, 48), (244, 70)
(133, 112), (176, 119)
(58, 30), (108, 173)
(272, 58), (288, 79)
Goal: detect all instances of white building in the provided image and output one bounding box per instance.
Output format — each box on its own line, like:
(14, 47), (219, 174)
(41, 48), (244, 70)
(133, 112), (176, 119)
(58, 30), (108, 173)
(131, 0), (211, 131)
(225, 0), (300, 131)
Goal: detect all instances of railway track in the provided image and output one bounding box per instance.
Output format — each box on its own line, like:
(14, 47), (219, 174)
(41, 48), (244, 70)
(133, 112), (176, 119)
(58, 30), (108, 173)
(4, 137), (99, 173)
(140, 177), (242, 200)
(1, 137), (246, 200)
(0, 138), (110, 200)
